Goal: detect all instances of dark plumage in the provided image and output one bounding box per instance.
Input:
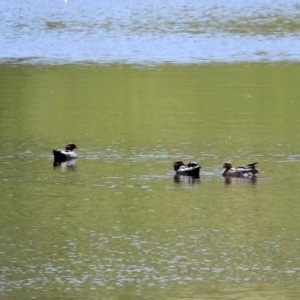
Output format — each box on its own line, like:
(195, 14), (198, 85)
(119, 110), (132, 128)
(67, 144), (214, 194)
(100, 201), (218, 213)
(53, 143), (77, 164)
(222, 161), (259, 178)
(173, 160), (201, 178)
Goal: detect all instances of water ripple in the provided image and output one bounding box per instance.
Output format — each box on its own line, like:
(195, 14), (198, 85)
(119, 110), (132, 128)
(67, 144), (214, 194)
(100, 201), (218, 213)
(1, 0), (300, 64)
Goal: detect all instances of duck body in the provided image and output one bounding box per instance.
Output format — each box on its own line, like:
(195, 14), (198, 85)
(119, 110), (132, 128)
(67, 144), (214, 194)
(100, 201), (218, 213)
(53, 143), (77, 165)
(173, 161), (201, 178)
(222, 162), (259, 178)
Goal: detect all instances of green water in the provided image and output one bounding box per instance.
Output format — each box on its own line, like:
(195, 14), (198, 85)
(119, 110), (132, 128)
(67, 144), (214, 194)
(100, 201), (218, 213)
(0, 63), (300, 299)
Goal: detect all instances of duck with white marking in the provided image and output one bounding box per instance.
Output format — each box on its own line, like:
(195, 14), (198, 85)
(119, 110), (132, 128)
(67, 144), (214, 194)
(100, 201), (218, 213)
(173, 160), (201, 178)
(222, 161), (259, 178)
(53, 143), (77, 166)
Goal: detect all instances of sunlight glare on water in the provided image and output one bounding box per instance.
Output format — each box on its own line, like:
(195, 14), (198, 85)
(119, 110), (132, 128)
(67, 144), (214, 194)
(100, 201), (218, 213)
(0, 0), (300, 64)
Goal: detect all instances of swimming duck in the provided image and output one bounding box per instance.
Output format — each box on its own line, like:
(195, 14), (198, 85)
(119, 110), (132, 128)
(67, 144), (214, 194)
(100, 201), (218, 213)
(173, 160), (201, 177)
(222, 162), (259, 178)
(53, 143), (77, 164)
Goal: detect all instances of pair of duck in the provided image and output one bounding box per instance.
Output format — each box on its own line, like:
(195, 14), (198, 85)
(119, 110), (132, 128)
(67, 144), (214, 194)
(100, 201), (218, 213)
(174, 160), (259, 178)
(53, 144), (260, 178)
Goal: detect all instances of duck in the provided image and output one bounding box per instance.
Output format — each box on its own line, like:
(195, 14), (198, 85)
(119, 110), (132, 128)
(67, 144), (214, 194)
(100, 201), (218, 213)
(53, 143), (77, 164)
(222, 161), (259, 178)
(173, 160), (201, 178)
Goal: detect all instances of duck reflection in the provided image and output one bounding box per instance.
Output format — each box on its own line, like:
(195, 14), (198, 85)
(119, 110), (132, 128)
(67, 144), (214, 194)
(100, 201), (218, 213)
(224, 176), (257, 186)
(53, 159), (77, 170)
(174, 174), (200, 185)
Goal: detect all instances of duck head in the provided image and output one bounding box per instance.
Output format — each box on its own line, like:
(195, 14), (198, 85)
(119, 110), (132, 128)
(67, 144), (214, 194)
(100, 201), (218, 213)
(65, 143), (77, 151)
(223, 162), (233, 170)
(173, 160), (185, 171)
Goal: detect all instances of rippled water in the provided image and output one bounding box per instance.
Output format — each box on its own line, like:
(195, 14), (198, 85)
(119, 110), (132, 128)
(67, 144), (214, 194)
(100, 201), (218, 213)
(1, 1), (300, 299)
(1, 0), (300, 64)
(1, 63), (300, 299)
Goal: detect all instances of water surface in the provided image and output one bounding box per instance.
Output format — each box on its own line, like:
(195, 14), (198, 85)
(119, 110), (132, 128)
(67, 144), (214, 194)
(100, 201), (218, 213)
(0, 63), (300, 299)
(1, 0), (300, 64)
(1, 0), (300, 299)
